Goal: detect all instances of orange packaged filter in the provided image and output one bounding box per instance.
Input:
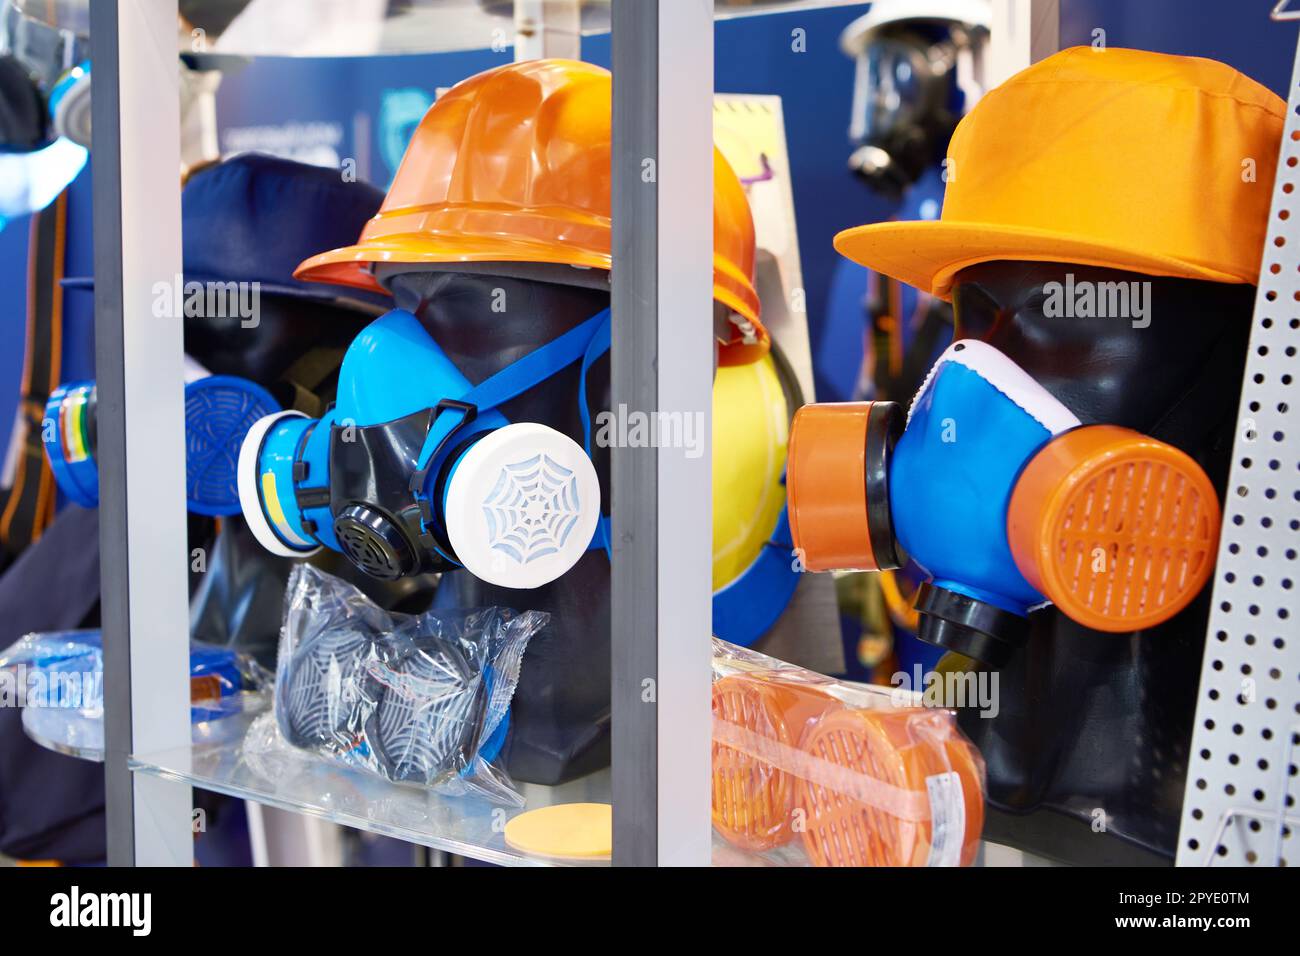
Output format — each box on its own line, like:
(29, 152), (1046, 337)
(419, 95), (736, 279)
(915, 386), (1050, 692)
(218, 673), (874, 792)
(711, 639), (984, 866)
(712, 671), (839, 851)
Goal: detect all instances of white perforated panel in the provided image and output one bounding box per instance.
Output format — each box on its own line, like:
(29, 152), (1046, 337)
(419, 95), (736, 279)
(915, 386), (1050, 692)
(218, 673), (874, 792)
(1175, 34), (1300, 868)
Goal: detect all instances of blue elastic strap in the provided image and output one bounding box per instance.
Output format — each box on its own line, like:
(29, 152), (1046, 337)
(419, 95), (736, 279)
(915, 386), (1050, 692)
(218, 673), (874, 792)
(578, 311), (613, 557)
(411, 308), (613, 549)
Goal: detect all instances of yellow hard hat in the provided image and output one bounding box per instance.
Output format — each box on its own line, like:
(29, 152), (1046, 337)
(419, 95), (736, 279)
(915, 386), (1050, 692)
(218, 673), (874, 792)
(713, 352), (789, 592)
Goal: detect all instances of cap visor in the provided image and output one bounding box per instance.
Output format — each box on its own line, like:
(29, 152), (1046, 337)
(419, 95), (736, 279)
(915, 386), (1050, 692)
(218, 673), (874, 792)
(833, 220), (1256, 300)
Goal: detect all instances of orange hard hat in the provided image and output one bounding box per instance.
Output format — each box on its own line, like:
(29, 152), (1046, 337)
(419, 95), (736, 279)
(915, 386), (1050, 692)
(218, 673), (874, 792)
(296, 59), (768, 365)
(834, 47), (1285, 299)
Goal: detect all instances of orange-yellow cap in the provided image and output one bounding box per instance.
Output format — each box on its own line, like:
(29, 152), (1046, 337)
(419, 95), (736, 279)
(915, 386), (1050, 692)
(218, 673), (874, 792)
(834, 47), (1285, 299)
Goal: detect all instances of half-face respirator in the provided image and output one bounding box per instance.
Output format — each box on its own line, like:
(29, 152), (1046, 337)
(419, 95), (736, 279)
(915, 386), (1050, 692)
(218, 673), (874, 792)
(788, 339), (1221, 664)
(238, 307), (608, 589)
(44, 373), (281, 515)
(0, 0), (91, 151)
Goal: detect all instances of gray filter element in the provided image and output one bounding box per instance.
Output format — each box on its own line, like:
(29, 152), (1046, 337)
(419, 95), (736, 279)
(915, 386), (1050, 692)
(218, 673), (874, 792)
(271, 564), (545, 802)
(278, 628), (373, 749)
(369, 643), (484, 783)
(278, 629), (486, 780)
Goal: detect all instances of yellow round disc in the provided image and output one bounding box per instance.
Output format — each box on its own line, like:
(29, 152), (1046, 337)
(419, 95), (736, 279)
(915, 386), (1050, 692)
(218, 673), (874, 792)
(504, 803), (612, 861)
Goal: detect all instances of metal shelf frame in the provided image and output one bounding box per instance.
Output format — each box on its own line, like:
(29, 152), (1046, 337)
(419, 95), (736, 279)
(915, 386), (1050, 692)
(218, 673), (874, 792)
(1174, 15), (1300, 868)
(89, 0), (716, 867)
(91, 0), (193, 866)
(90, 0), (1295, 871)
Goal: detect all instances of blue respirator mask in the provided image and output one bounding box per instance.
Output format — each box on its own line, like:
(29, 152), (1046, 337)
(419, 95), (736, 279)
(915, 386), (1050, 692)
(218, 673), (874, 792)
(44, 373), (280, 515)
(238, 307), (610, 589)
(788, 339), (1222, 665)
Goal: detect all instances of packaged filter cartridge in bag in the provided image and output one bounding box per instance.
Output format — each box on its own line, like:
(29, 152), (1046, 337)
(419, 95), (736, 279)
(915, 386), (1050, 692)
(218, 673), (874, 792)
(267, 564), (545, 804)
(711, 638), (986, 866)
(0, 629), (269, 755)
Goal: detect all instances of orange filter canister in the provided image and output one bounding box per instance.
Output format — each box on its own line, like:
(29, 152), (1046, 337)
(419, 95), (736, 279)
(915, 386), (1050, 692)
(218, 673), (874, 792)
(1007, 424), (1220, 633)
(711, 672), (840, 852)
(786, 401), (904, 572)
(794, 707), (985, 867)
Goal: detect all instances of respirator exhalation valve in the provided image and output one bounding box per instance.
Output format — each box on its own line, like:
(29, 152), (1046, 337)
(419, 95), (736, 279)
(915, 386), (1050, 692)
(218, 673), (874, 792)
(334, 503), (418, 581)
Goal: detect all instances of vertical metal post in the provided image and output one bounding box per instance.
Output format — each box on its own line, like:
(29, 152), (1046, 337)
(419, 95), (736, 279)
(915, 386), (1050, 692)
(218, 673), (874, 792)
(987, 0), (1059, 86)
(611, 0), (714, 866)
(513, 0), (582, 61)
(91, 0), (193, 866)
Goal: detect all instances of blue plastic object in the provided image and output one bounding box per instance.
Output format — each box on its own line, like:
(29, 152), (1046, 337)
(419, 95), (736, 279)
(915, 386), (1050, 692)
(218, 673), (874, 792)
(711, 504), (801, 646)
(185, 375), (282, 516)
(189, 643), (246, 722)
(44, 375), (279, 515)
(890, 359), (1052, 617)
(43, 381), (99, 508)
(0, 630), (244, 724)
(45, 61), (90, 125)
(473, 666), (510, 767)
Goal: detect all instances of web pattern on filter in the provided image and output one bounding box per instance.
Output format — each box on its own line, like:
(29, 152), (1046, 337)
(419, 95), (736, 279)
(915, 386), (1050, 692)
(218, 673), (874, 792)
(481, 453), (582, 564)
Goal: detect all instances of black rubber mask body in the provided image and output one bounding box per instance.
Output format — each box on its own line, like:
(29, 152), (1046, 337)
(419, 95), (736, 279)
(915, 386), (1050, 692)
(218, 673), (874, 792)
(327, 407), (446, 581)
(943, 260), (1253, 864)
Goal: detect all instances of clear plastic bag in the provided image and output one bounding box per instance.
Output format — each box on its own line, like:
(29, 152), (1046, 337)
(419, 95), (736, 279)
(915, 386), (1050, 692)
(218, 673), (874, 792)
(0, 629), (269, 756)
(266, 564), (545, 805)
(711, 638), (986, 866)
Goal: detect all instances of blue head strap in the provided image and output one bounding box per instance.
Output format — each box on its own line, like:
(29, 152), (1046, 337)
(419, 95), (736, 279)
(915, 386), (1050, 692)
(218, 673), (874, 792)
(410, 307), (612, 558)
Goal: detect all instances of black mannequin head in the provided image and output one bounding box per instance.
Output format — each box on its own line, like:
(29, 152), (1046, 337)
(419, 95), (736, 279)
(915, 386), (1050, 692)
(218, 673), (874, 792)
(943, 259), (1256, 860)
(950, 261), (1256, 436)
(385, 269), (614, 785)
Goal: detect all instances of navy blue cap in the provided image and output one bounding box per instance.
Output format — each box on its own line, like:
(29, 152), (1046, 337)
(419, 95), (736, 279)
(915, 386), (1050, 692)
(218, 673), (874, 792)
(63, 152), (387, 308)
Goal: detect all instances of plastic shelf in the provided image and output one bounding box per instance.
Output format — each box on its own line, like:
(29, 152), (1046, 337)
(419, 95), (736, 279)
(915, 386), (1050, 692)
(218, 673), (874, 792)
(129, 709), (611, 867)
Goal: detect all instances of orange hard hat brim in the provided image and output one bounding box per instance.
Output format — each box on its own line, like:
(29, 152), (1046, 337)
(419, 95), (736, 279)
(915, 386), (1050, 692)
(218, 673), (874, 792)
(834, 219), (1257, 302)
(298, 235), (773, 363)
(294, 235), (616, 297)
